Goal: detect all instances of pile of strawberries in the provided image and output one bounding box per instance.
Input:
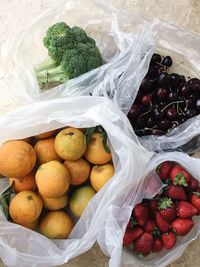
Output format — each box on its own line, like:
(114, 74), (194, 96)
(123, 161), (200, 256)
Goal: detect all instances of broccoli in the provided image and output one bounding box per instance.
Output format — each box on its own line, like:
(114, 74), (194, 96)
(35, 22), (102, 88)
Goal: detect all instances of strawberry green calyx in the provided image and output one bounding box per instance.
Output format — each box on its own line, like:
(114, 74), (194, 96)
(193, 192), (200, 198)
(130, 217), (138, 228)
(158, 197), (173, 209)
(152, 227), (161, 238)
(164, 178), (171, 186)
(156, 165), (161, 174)
(173, 173), (188, 186)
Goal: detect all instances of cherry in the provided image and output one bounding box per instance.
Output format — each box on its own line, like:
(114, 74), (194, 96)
(188, 78), (200, 85)
(128, 105), (142, 119)
(150, 53), (162, 65)
(169, 73), (181, 88)
(159, 119), (172, 131)
(153, 108), (165, 121)
(158, 72), (170, 87)
(185, 95), (196, 108)
(156, 88), (168, 99)
(168, 91), (178, 102)
(196, 99), (200, 113)
(185, 109), (197, 119)
(166, 108), (178, 119)
(140, 77), (153, 92)
(162, 56), (173, 67)
(147, 117), (155, 127)
(180, 84), (192, 97)
(136, 117), (147, 128)
(141, 95), (151, 106)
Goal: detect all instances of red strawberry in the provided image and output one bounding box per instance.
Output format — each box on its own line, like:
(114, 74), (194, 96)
(148, 199), (158, 214)
(133, 203), (149, 226)
(172, 218), (194, 236)
(134, 233), (153, 256)
(191, 192), (200, 210)
(157, 161), (174, 180)
(162, 232), (176, 249)
(166, 185), (187, 200)
(144, 219), (157, 233)
(170, 165), (190, 186)
(155, 212), (170, 232)
(123, 227), (143, 246)
(177, 201), (197, 218)
(153, 238), (163, 252)
(158, 197), (176, 222)
(188, 177), (199, 192)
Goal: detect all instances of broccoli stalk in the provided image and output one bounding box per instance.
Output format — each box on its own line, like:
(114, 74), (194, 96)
(36, 65), (67, 86)
(35, 58), (58, 73)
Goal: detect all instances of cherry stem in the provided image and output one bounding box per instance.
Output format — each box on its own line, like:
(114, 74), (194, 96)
(139, 109), (152, 118)
(161, 100), (184, 112)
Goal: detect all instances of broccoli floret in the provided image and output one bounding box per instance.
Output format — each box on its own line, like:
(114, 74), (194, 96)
(35, 22), (103, 88)
(43, 22), (75, 64)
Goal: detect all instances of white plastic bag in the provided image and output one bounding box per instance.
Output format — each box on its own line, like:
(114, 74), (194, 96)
(115, 19), (200, 152)
(1, 0), (155, 106)
(0, 96), (152, 267)
(97, 152), (200, 267)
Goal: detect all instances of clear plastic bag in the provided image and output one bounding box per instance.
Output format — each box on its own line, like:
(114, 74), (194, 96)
(115, 19), (200, 152)
(1, 0), (155, 107)
(97, 152), (200, 267)
(0, 96), (152, 267)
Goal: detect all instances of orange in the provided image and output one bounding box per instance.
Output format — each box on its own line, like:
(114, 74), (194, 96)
(70, 186), (96, 217)
(84, 133), (112, 164)
(90, 164), (114, 192)
(35, 160), (70, 197)
(34, 130), (56, 139)
(39, 211), (74, 239)
(55, 128), (87, 160)
(9, 191), (43, 224)
(34, 138), (62, 165)
(0, 141), (36, 177)
(40, 193), (68, 210)
(13, 218), (39, 230)
(9, 170), (37, 193)
(64, 158), (90, 185)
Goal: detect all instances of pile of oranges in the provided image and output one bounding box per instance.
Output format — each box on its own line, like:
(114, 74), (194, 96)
(0, 127), (114, 239)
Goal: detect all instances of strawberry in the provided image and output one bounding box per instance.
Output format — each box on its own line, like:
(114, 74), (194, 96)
(134, 232), (153, 256)
(166, 185), (187, 200)
(147, 199), (158, 214)
(187, 177), (199, 192)
(172, 218), (194, 236)
(123, 227), (143, 246)
(191, 192), (200, 210)
(162, 232), (176, 249)
(126, 217), (137, 230)
(153, 238), (163, 252)
(177, 201), (197, 218)
(170, 165), (190, 186)
(156, 161), (174, 181)
(158, 197), (176, 222)
(133, 203), (149, 226)
(155, 212), (170, 232)
(144, 219), (157, 233)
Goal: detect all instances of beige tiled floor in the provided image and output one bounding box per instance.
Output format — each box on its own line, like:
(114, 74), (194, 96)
(1, 0), (200, 266)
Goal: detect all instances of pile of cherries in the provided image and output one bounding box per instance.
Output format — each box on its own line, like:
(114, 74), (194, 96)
(128, 53), (200, 136)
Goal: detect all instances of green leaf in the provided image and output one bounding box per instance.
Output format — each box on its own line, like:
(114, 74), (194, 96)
(102, 130), (111, 153)
(85, 127), (96, 144)
(0, 185), (13, 220)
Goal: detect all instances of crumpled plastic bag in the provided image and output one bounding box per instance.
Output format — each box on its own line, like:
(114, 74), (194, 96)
(0, 96), (152, 267)
(1, 0), (155, 109)
(97, 152), (200, 267)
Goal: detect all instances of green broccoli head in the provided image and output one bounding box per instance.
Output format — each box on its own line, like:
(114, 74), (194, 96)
(71, 26), (88, 44)
(77, 43), (102, 71)
(43, 22), (75, 63)
(61, 49), (87, 79)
